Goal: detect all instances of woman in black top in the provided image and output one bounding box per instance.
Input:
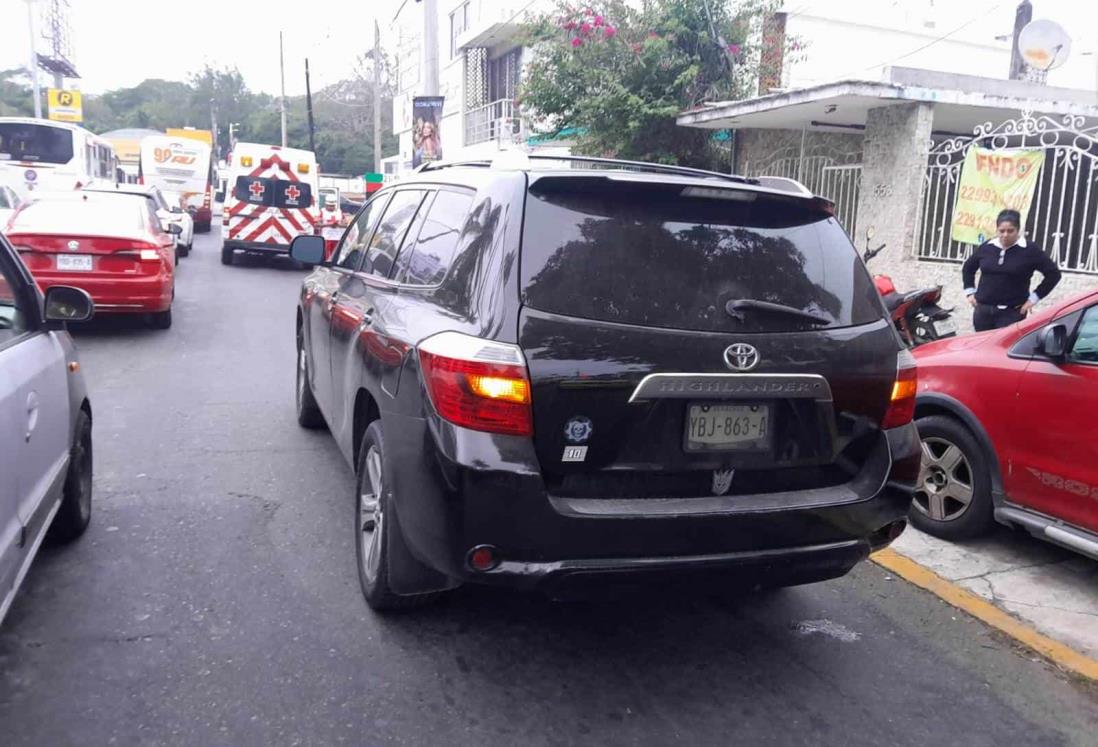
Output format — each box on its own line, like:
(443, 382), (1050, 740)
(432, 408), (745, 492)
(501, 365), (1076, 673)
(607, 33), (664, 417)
(962, 209), (1062, 332)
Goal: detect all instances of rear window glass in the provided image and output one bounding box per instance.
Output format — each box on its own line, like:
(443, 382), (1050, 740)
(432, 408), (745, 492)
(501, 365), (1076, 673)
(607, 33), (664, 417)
(521, 183), (883, 333)
(9, 196), (147, 238)
(0, 123), (74, 164)
(233, 177), (314, 209)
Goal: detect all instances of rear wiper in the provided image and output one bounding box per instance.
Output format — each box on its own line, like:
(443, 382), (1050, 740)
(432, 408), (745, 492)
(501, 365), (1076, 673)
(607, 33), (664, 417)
(725, 299), (831, 326)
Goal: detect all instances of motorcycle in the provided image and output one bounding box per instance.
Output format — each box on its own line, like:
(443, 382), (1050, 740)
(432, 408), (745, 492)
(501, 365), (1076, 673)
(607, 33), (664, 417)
(862, 228), (957, 347)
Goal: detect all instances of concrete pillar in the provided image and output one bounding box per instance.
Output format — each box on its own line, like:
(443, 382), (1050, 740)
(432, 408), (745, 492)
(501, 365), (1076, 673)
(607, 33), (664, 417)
(854, 103), (934, 269)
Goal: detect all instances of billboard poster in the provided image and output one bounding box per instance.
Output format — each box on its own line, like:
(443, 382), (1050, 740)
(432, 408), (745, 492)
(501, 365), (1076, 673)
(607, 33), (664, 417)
(412, 96), (444, 168)
(950, 147), (1045, 245)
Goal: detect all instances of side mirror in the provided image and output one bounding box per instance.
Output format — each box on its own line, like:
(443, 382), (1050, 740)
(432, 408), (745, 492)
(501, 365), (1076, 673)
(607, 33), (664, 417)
(1038, 323), (1068, 360)
(166, 223), (183, 235)
(44, 285), (94, 324)
(290, 234), (326, 266)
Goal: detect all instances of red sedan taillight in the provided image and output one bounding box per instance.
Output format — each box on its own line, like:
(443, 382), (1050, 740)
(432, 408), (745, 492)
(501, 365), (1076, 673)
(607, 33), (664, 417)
(881, 348), (918, 429)
(418, 332), (533, 437)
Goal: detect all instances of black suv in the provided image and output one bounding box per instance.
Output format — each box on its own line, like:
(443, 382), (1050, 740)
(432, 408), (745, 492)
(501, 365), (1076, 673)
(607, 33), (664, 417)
(290, 156), (920, 610)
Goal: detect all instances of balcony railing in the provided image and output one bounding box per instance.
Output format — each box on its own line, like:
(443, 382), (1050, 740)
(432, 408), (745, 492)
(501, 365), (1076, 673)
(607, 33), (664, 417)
(464, 99), (523, 147)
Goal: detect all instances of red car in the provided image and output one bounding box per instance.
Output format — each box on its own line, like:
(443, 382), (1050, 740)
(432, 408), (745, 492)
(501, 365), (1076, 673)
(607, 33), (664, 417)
(6, 191), (179, 328)
(912, 288), (1098, 559)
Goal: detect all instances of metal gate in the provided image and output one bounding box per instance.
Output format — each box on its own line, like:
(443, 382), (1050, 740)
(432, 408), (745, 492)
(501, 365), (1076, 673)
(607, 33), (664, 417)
(743, 143), (862, 235)
(819, 164), (862, 239)
(915, 113), (1098, 274)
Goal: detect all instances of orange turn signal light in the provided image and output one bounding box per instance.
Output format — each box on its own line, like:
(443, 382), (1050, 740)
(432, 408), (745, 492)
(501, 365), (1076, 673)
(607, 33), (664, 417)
(297, 163), (310, 174)
(240, 156), (253, 167)
(467, 374), (529, 404)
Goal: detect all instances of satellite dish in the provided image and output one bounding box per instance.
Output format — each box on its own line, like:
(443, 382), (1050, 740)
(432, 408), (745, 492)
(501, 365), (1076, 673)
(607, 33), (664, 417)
(1018, 19), (1072, 71)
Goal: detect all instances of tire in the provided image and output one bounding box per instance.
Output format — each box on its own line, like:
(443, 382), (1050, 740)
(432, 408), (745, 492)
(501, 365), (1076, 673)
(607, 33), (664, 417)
(296, 329), (325, 429)
(179, 243), (191, 258)
(355, 422), (441, 611)
(221, 244), (234, 266)
(909, 415), (995, 540)
(48, 409), (92, 543)
(149, 307), (172, 330)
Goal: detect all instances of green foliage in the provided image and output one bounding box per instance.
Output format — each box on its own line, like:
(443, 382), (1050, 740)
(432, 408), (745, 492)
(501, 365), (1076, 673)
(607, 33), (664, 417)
(521, 0), (787, 169)
(0, 65), (395, 176)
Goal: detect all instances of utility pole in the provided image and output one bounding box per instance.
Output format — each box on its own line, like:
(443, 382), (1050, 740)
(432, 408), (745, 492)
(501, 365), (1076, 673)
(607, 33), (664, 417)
(373, 20), (382, 173)
(423, 0), (439, 96)
(305, 58), (316, 154)
(210, 98), (219, 161)
(25, 0), (42, 118)
(279, 31), (288, 147)
(1009, 0), (1033, 81)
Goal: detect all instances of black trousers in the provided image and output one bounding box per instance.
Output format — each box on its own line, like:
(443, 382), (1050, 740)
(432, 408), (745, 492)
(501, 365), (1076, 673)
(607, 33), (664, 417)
(973, 303), (1025, 332)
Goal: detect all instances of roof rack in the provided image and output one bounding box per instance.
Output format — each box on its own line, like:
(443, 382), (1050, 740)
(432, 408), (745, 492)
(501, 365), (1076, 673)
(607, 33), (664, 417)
(417, 154), (762, 187)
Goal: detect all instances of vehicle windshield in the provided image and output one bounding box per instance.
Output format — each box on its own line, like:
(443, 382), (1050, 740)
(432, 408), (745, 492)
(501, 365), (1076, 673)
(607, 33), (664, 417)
(521, 182), (884, 333)
(0, 122), (75, 164)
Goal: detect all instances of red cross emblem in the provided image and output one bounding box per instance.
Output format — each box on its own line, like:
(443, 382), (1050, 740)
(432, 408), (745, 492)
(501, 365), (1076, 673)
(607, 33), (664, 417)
(285, 184), (301, 202)
(248, 181), (266, 199)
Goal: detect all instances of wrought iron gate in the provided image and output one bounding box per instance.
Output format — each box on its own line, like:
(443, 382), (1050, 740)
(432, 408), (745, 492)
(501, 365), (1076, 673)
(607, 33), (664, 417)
(743, 143), (862, 236)
(915, 113), (1098, 274)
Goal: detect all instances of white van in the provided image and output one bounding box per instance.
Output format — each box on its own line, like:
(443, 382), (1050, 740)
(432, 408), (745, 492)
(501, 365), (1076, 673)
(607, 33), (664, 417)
(220, 143), (320, 266)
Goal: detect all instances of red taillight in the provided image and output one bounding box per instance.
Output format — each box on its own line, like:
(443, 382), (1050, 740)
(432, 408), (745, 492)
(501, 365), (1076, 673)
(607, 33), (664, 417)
(418, 332), (533, 437)
(881, 349), (917, 429)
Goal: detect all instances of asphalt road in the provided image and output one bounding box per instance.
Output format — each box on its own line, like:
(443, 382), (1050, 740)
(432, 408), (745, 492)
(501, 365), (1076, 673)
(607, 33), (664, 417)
(0, 227), (1095, 746)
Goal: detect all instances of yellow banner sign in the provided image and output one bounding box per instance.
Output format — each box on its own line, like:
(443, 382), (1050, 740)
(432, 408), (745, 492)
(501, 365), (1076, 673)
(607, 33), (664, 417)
(951, 147), (1044, 245)
(47, 88), (83, 123)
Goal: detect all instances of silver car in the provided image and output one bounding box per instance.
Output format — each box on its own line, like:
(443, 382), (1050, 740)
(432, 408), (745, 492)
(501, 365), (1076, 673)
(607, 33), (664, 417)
(0, 233), (94, 624)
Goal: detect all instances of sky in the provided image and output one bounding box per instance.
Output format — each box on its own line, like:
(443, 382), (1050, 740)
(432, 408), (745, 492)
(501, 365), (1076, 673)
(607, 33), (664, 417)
(1, 0), (1096, 95)
(1, 0), (401, 95)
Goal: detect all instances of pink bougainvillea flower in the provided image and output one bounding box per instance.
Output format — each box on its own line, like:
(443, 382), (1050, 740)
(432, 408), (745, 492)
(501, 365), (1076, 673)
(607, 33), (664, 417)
(580, 22), (593, 34)
(603, 26), (617, 38)
(563, 20), (577, 30)
(571, 37), (584, 47)
(594, 15), (604, 27)
(727, 43), (742, 56)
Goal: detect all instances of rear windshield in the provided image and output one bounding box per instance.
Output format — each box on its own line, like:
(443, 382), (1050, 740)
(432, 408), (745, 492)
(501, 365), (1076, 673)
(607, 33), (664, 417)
(233, 176), (314, 209)
(521, 182), (883, 333)
(9, 196), (148, 238)
(0, 123), (74, 165)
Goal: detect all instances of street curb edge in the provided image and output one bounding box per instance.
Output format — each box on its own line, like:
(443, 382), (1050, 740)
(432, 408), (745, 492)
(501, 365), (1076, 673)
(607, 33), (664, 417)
(871, 548), (1098, 683)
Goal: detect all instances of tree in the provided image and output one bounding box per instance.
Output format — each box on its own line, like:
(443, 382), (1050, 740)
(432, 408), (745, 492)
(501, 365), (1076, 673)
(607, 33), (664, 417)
(521, 0), (794, 169)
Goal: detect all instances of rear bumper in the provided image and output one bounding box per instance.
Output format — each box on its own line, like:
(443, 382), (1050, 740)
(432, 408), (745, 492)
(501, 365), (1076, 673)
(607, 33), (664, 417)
(35, 273), (172, 313)
(383, 410), (919, 595)
(223, 239), (291, 255)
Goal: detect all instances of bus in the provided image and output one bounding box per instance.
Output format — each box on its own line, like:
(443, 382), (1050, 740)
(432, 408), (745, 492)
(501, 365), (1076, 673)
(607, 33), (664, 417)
(140, 134), (215, 232)
(0, 117), (117, 195)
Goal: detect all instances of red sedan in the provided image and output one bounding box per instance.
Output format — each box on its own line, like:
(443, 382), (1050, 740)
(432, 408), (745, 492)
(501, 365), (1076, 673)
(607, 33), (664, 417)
(912, 288), (1098, 559)
(6, 191), (178, 328)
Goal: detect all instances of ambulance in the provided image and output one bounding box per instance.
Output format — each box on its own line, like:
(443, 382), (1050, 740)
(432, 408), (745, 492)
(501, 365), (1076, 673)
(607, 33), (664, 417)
(139, 135), (214, 232)
(220, 142), (320, 266)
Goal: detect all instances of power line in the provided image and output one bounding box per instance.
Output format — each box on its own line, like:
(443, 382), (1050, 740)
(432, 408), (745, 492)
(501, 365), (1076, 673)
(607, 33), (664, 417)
(834, 2), (1006, 79)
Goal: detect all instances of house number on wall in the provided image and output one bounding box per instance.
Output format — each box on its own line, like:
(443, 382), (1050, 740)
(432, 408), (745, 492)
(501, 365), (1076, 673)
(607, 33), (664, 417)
(873, 184), (894, 198)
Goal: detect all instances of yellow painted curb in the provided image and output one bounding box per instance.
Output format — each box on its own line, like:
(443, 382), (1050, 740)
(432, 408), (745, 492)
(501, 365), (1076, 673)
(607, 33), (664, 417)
(872, 548), (1098, 682)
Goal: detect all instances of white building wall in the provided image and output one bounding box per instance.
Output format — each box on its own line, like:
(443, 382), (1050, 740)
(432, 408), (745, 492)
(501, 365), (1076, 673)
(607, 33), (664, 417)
(389, 0), (555, 177)
(782, 1), (1098, 92)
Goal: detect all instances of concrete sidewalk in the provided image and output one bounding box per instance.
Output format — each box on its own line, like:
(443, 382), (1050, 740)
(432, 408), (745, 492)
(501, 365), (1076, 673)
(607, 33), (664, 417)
(888, 524), (1098, 660)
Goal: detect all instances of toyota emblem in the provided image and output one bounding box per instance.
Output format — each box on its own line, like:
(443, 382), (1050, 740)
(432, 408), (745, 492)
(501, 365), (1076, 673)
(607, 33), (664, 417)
(67, 240), (80, 251)
(723, 343), (759, 372)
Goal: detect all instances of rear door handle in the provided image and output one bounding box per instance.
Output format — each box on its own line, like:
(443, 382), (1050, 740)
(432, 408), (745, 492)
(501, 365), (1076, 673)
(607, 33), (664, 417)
(26, 391), (39, 442)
